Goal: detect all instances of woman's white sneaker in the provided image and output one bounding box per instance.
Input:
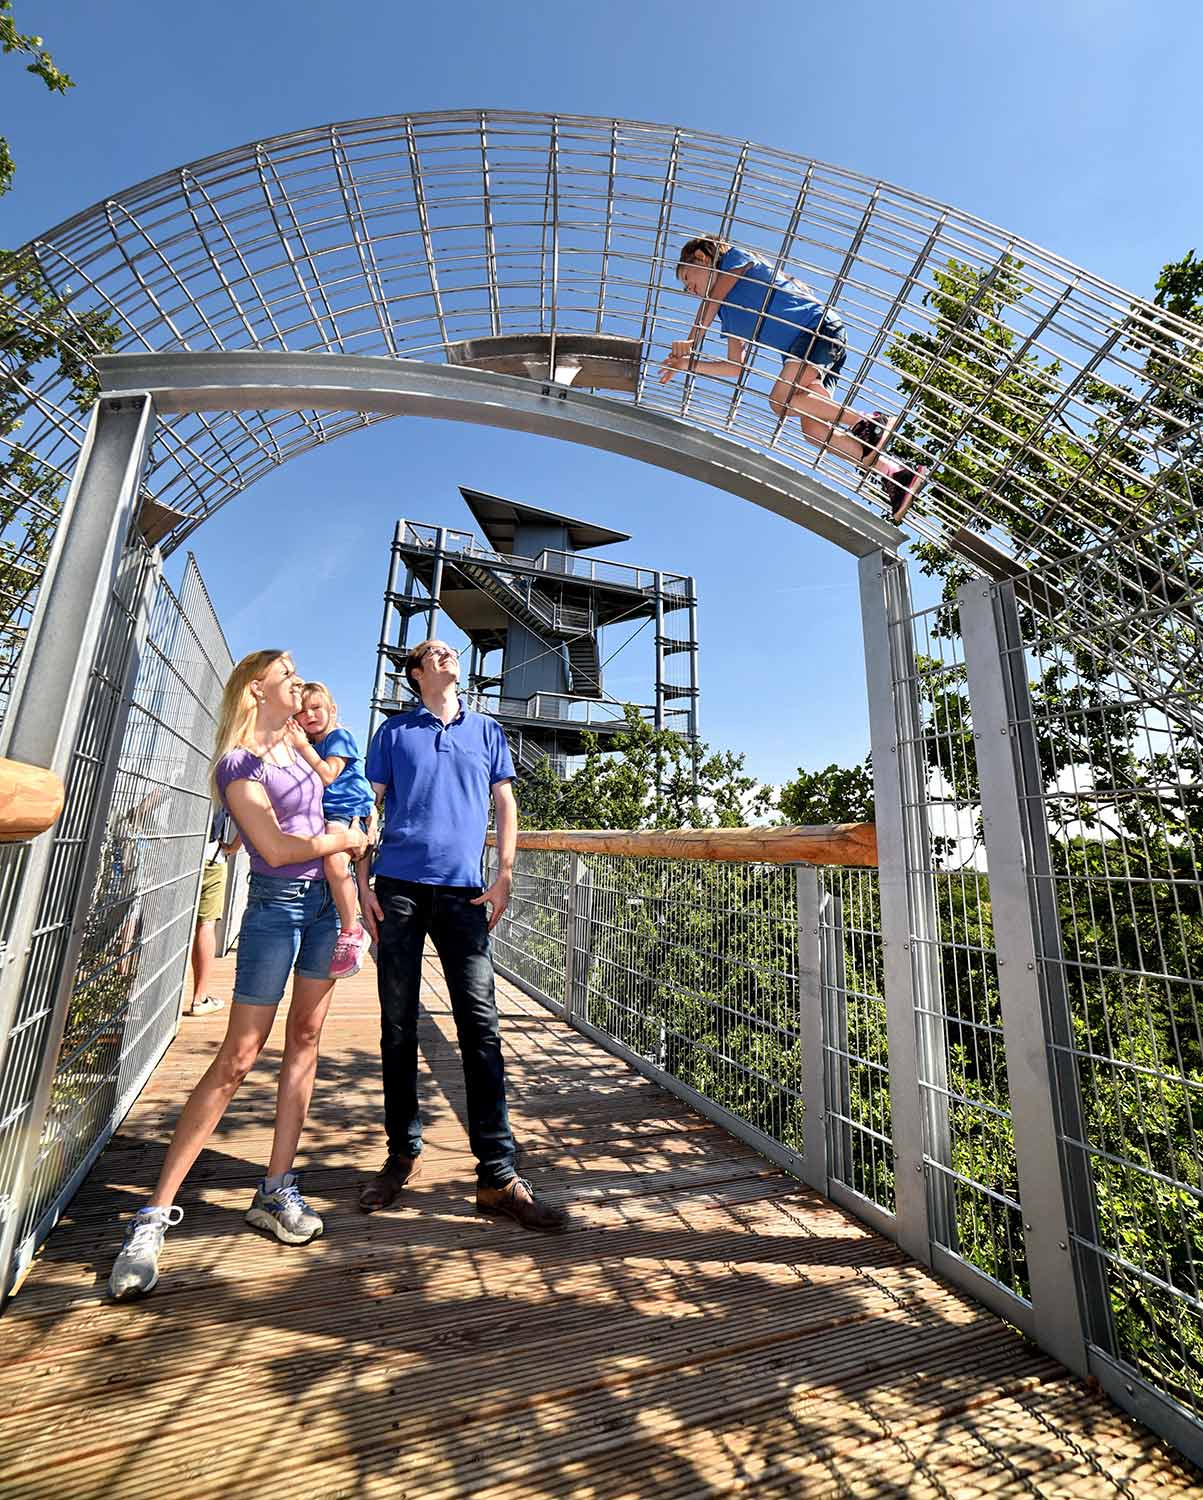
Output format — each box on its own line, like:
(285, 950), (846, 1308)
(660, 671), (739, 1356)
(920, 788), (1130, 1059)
(108, 1205), (183, 1300)
(244, 1171), (324, 1244)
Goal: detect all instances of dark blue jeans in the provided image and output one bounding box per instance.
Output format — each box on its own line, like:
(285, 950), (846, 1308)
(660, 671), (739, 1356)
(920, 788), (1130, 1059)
(374, 876), (517, 1188)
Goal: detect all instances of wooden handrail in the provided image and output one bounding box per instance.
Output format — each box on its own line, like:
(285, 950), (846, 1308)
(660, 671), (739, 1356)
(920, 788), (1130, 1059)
(0, 757), (66, 842)
(487, 823), (877, 868)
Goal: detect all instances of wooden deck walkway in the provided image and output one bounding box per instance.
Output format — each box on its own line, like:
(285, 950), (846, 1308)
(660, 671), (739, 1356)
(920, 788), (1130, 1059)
(0, 954), (1197, 1499)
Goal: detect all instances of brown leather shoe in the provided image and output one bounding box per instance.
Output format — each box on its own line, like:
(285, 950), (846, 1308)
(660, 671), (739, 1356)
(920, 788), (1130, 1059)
(358, 1153), (421, 1212)
(476, 1176), (568, 1232)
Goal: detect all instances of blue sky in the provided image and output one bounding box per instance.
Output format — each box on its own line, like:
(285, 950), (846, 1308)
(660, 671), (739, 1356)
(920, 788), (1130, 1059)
(4, 0), (1200, 787)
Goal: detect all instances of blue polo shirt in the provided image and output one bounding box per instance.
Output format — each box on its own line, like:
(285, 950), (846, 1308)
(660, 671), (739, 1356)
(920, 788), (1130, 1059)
(716, 247), (825, 353)
(365, 699), (515, 887)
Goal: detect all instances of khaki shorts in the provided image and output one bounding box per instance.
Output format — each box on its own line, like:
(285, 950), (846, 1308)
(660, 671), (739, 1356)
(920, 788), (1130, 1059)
(197, 860), (228, 924)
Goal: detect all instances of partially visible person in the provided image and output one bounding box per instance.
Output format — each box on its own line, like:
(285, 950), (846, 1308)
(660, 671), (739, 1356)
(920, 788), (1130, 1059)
(188, 805), (241, 1017)
(356, 639), (567, 1232)
(659, 235), (926, 522)
(293, 682), (374, 979)
(107, 650), (367, 1302)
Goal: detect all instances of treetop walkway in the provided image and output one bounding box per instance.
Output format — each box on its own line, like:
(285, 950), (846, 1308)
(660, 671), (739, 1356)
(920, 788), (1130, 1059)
(0, 109), (1200, 1478)
(1, 952), (1195, 1500)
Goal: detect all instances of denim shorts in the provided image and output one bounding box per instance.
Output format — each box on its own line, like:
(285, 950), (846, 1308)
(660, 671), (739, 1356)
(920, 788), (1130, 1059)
(232, 873), (339, 1006)
(785, 316), (847, 394)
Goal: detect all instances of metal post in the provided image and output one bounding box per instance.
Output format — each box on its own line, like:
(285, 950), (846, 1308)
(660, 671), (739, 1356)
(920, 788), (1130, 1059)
(859, 549), (950, 1265)
(1, 545), (161, 1297)
(653, 571), (666, 732)
(958, 578), (1100, 1376)
(569, 860), (593, 1022)
(369, 520), (404, 743)
(821, 885), (854, 1187)
(426, 526), (447, 640)
(0, 396), (155, 1102)
(563, 850), (581, 1019)
(794, 864), (828, 1193)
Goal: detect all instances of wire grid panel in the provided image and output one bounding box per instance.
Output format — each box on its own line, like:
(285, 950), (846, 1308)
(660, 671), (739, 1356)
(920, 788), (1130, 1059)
(490, 848), (573, 1011)
(5, 110), (1202, 708)
(0, 545), (154, 1258)
(13, 554), (232, 1263)
(572, 853), (805, 1156)
(897, 600), (1030, 1299)
(818, 866), (893, 1213)
(1006, 533), (1203, 1428)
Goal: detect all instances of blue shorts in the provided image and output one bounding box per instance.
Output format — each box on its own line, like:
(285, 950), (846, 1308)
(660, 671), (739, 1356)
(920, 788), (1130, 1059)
(232, 873), (339, 1006)
(785, 316), (847, 394)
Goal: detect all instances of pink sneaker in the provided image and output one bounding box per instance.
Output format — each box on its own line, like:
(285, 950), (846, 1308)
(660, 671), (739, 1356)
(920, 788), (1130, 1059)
(328, 924), (369, 980)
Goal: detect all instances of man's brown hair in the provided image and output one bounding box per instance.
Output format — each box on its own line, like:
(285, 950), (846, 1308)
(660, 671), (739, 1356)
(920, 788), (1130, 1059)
(404, 639), (441, 695)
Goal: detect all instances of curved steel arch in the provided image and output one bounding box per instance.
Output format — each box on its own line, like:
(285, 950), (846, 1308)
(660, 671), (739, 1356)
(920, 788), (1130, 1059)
(3, 109), (1200, 585)
(96, 349), (901, 557)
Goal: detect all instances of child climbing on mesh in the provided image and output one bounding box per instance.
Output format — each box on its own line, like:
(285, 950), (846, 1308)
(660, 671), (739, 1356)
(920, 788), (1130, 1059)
(659, 236), (925, 523)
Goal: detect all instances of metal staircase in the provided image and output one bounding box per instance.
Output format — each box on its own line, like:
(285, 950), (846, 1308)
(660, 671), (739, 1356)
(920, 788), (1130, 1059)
(566, 633), (603, 698)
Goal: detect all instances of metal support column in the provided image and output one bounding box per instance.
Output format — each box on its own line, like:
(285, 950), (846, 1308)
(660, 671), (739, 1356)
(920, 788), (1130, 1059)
(563, 850), (582, 1020)
(369, 520), (404, 742)
(1, 545), (162, 1296)
(795, 864), (828, 1193)
(426, 526), (447, 640)
(959, 578), (1099, 1376)
(0, 396), (155, 1100)
(653, 571), (666, 731)
(859, 549), (952, 1264)
(821, 885), (854, 1189)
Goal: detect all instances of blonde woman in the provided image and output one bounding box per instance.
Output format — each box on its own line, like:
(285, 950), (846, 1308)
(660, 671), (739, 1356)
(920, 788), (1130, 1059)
(108, 650), (367, 1301)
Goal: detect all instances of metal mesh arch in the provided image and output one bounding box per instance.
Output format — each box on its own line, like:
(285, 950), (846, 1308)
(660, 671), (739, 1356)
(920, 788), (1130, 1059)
(3, 110), (1200, 582)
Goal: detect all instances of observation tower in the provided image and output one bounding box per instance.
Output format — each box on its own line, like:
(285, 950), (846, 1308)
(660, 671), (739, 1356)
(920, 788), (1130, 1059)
(368, 487), (700, 774)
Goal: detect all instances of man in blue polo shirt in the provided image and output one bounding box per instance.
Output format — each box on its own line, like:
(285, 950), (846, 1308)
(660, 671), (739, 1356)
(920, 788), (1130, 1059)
(357, 638), (566, 1231)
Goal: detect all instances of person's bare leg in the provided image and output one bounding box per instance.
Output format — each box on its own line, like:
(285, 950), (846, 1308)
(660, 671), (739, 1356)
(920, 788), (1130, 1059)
(324, 849), (359, 932)
(189, 920), (217, 1012)
(265, 974), (335, 1179)
(771, 362), (895, 475)
(147, 1003), (276, 1206)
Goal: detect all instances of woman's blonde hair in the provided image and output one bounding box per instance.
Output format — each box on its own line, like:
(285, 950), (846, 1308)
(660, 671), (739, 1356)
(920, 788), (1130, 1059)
(210, 649), (287, 801)
(300, 680), (339, 729)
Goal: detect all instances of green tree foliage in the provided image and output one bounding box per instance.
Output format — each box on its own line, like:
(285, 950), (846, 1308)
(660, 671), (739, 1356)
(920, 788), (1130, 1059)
(517, 707), (771, 832)
(1, 6), (118, 676)
(0, 0), (72, 197)
(776, 758), (873, 825)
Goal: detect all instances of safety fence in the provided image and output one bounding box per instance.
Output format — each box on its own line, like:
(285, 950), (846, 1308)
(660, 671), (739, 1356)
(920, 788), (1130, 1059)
(0, 552), (231, 1294)
(489, 526), (1203, 1471)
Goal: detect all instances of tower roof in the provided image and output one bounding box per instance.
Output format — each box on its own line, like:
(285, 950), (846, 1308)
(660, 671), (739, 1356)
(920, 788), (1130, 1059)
(459, 486), (630, 555)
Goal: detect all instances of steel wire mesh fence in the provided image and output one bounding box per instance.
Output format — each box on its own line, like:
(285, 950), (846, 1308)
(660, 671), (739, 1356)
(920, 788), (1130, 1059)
(490, 849), (573, 1010)
(898, 602), (1028, 1299)
(818, 867), (892, 1214)
(495, 849), (814, 1171)
(1000, 528), (1203, 1428)
(0, 552), (230, 1281)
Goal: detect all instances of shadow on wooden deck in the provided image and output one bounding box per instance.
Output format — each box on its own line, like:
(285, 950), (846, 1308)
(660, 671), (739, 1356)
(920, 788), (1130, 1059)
(0, 954), (1196, 1498)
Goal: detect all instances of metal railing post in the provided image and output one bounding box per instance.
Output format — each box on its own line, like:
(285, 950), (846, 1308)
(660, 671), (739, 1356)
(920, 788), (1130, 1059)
(563, 850), (581, 1019)
(794, 863), (828, 1193)
(859, 549), (952, 1265)
(0, 396), (155, 1119)
(958, 578), (1099, 1377)
(821, 884), (855, 1188)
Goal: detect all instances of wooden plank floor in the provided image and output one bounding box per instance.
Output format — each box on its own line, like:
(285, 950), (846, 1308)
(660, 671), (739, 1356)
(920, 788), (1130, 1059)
(1, 953), (1197, 1499)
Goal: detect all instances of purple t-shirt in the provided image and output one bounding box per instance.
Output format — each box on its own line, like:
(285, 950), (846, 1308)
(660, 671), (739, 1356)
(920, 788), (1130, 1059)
(215, 748), (326, 880)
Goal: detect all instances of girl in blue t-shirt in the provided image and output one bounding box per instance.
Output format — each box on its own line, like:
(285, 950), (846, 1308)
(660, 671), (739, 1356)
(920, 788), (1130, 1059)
(294, 681), (376, 979)
(659, 235), (925, 523)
